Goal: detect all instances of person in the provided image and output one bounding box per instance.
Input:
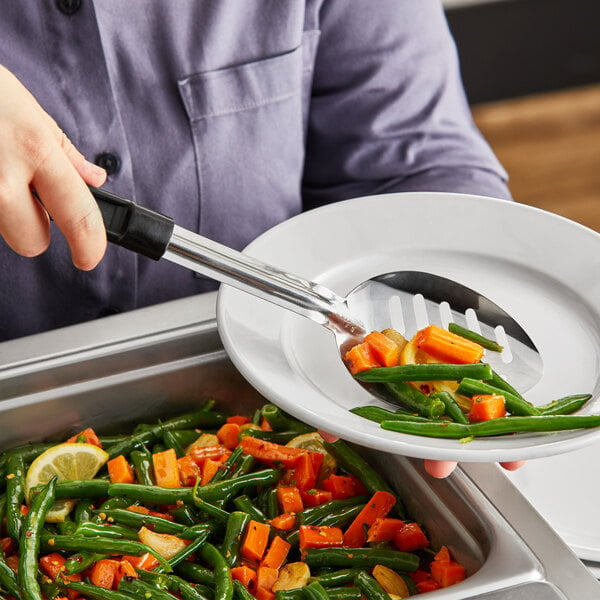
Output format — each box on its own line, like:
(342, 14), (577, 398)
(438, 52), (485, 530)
(0, 1), (522, 477)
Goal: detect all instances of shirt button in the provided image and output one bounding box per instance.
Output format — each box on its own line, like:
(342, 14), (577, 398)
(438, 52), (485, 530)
(56, 0), (82, 15)
(94, 152), (121, 176)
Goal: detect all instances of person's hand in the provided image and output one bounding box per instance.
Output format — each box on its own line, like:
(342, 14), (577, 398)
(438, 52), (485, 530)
(0, 65), (107, 269)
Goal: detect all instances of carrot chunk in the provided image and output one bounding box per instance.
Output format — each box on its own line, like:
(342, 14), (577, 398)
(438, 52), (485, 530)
(468, 394), (506, 422)
(66, 427), (103, 447)
(343, 490), (396, 547)
(217, 422), (242, 449)
(231, 565), (257, 589)
(107, 455), (135, 484)
(276, 486), (304, 514)
(240, 436), (306, 468)
(365, 330), (400, 367)
(152, 448), (181, 488)
(89, 559), (120, 589)
(177, 455), (202, 487)
(270, 513), (296, 531)
(261, 536), (291, 570)
(241, 520), (271, 562)
(415, 325), (484, 364)
(394, 522), (430, 552)
(366, 517), (405, 543)
(298, 525), (344, 551)
(343, 342), (381, 374)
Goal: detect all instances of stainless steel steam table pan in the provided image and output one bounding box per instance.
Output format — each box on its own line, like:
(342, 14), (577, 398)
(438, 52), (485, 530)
(0, 293), (597, 599)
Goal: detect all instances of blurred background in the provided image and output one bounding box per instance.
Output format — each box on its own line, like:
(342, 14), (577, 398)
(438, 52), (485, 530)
(443, 0), (600, 232)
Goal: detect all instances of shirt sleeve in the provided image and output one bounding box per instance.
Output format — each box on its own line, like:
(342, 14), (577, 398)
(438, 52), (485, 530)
(302, 0), (511, 210)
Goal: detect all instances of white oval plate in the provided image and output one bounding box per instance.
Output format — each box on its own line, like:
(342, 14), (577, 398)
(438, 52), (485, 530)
(217, 192), (600, 462)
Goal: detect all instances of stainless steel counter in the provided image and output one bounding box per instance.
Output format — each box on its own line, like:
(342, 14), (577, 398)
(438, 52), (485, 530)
(0, 292), (598, 599)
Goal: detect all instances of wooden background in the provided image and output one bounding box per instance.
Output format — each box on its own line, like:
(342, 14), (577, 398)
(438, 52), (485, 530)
(472, 84), (600, 232)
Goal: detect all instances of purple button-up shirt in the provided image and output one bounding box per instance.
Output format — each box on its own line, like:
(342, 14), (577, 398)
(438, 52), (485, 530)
(0, 0), (509, 340)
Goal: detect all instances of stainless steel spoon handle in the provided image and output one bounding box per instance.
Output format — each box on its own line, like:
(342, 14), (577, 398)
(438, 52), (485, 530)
(166, 225), (358, 330)
(91, 186), (360, 333)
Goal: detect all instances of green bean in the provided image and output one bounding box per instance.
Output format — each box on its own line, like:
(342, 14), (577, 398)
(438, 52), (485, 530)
(0, 546), (22, 600)
(129, 448), (154, 485)
(303, 548), (419, 572)
(109, 468), (280, 505)
(457, 378), (541, 416)
(138, 570), (211, 600)
(448, 322), (504, 352)
(75, 521), (139, 540)
(6, 453), (26, 540)
(118, 575), (176, 600)
(63, 552), (109, 574)
(260, 404), (314, 434)
(355, 362), (493, 383)
(57, 519), (77, 535)
(170, 429), (205, 449)
(353, 570), (389, 600)
(18, 477), (57, 600)
(322, 440), (402, 517)
(174, 561), (215, 586)
(323, 587), (362, 600)
(169, 504), (200, 527)
(298, 497), (368, 527)
(97, 496), (133, 511)
(107, 408), (227, 460)
(317, 503), (366, 529)
(222, 511), (252, 568)
(232, 495), (267, 523)
(192, 493), (231, 524)
(211, 447), (243, 483)
(73, 498), (96, 524)
(539, 394), (593, 415)
(40, 533), (172, 572)
(163, 430), (186, 458)
(99, 508), (189, 535)
(350, 406), (432, 424)
(97, 434), (129, 447)
(238, 429), (301, 444)
(163, 527), (210, 570)
(486, 369), (526, 401)
(228, 454), (255, 479)
(383, 381), (446, 419)
(303, 581), (332, 600)
(430, 391), (469, 424)
(51, 479), (110, 500)
(232, 579), (255, 600)
(65, 581), (134, 600)
(263, 487), (280, 520)
(310, 568), (362, 587)
(380, 414), (600, 438)
(198, 543), (233, 600)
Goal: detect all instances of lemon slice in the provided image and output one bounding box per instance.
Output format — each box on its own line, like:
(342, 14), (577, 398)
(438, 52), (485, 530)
(25, 443), (109, 522)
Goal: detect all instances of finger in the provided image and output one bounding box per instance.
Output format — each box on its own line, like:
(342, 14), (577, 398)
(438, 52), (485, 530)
(499, 460), (525, 471)
(424, 460), (457, 478)
(317, 430), (339, 443)
(32, 149), (107, 271)
(58, 131), (107, 188)
(0, 176), (51, 256)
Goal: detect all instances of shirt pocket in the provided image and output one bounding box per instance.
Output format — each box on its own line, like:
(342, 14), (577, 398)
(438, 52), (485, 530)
(178, 30), (320, 251)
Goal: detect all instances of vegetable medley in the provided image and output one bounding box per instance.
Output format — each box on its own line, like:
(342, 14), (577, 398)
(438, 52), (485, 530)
(0, 402), (465, 600)
(344, 324), (599, 439)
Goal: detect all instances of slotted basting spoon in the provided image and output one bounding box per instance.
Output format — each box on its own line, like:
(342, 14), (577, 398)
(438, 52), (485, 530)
(92, 186), (543, 393)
